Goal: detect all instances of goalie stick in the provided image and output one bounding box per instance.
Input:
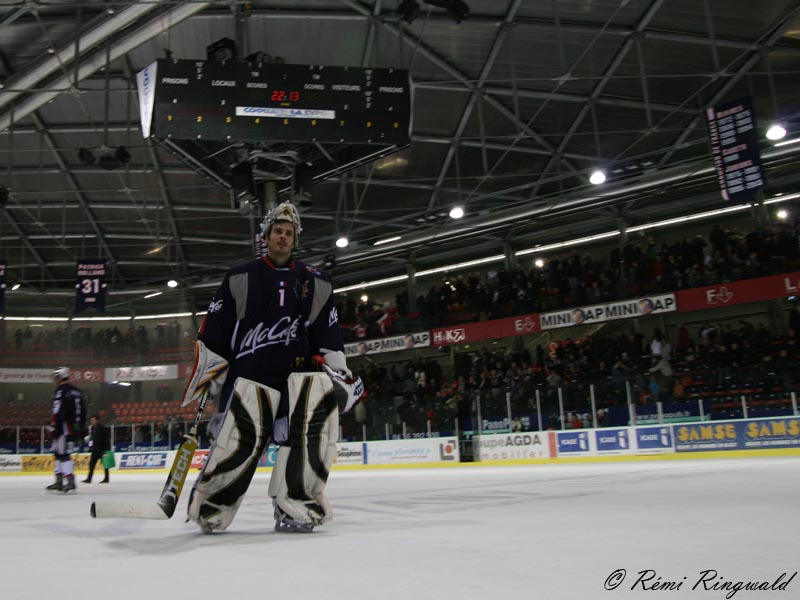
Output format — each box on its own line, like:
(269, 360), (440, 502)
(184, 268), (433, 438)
(90, 391), (211, 520)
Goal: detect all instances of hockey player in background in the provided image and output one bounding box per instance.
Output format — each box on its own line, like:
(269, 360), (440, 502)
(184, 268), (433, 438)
(47, 367), (86, 493)
(181, 201), (364, 533)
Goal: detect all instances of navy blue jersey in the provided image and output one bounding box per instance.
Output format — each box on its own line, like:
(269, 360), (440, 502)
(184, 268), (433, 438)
(199, 257), (343, 401)
(52, 382), (85, 436)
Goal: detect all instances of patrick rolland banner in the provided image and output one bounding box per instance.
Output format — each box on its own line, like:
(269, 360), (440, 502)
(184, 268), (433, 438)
(75, 260), (107, 314)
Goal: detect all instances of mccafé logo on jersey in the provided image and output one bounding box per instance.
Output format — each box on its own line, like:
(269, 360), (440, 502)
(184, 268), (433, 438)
(541, 294), (676, 329)
(236, 316), (301, 359)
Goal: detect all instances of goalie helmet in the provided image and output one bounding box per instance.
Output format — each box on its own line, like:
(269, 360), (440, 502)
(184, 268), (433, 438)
(260, 202), (302, 248)
(53, 366), (71, 381)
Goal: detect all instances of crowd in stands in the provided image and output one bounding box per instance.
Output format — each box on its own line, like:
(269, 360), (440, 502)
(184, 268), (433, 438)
(4, 321), (194, 362)
(338, 219), (800, 340)
(2, 310), (799, 451)
(3, 219), (800, 449)
(343, 307), (800, 438)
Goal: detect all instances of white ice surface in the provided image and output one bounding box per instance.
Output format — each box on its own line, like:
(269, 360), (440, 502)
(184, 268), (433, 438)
(1, 458), (798, 600)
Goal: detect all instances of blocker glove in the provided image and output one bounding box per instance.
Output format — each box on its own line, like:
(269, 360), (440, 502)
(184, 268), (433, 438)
(321, 362), (367, 414)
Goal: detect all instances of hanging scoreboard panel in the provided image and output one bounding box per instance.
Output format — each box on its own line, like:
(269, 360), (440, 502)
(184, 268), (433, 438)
(137, 59), (411, 145)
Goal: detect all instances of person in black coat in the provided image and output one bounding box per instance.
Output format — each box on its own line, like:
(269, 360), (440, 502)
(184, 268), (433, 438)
(82, 415), (111, 483)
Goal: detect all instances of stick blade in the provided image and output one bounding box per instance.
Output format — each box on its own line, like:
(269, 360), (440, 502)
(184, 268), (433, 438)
(90, 501), (170, 520)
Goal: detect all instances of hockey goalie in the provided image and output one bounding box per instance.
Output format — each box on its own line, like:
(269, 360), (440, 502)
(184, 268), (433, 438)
(181, 202), (365, 533)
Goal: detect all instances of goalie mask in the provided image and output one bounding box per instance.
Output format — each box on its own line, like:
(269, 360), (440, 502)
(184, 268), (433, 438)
(260, 202), (302, 248)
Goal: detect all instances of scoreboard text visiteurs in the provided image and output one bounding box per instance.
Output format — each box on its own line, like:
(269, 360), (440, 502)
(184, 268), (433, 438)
(137, 59), (412, 145)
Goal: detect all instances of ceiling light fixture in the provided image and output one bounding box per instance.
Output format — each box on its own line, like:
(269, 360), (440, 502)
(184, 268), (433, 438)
(374, 236), (402, 246)
(78, 148), (96, 165)
(3, 316), (70, 322)
(398, 0), (421, 24)
(334, 274), (410, 294)
(766, 124), (787, 141)
(449, 206), (465, 219)
(72, 316), (131, 322)
(415, 254), (506, 278)
(147, 245), (166, 255)
(335, 237), (349, 248)
(774, 136), (800, 148)
(167, 279), (178, 288)
(144, 291), (162, 299)
(589, 169), (606, 185)
(426, 0), (470, 23)
(133, 312), (194, 320)
(11, 283), (20, 291)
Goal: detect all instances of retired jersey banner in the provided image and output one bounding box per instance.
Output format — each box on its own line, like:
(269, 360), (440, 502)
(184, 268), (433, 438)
(75, 260), (107, 313)
(540, 294), (676, 330)
(705, 95), (766, 202)
(0, 260), (5, 313)
(344, 331), (430, 357)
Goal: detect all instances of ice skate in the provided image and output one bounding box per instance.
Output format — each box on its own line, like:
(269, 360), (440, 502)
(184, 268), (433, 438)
(61, 475), (76, 493)
(273, 501), (315, 533)
(46, 474), (63, 491)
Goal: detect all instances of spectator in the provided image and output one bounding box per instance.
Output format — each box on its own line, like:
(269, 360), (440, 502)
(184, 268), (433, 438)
(82, 414), (111, 484)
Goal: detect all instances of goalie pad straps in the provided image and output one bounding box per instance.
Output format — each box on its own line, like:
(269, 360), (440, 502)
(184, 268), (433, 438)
(268, 372), (339, 527)
(181, 340), (229, 407)
(187, 377), (280, 532)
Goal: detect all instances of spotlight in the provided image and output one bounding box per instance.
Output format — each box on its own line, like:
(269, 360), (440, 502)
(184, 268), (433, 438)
(398, 0), (421, 23)
(78, 148), (96, 165)
(534, 258), (545, 268)
(777, 210), (788, 220)
(167, 279), (178, 288)
(449, 206), (464, 219)
(336, 237), (349, 248)
(767, 124), (787, 141)
(426, 0), (470, 23)
(207, 37), (237, 62)
(246, 51), (270, 65)
(589, 169), (606, 185)
(11, 283), (20, 291)
(115, 145), (131, 165)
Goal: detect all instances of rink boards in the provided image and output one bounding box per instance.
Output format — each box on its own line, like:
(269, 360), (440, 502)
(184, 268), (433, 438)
(1, 415), (799, 474)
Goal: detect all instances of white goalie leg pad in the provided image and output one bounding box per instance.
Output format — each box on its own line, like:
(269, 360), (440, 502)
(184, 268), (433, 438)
(187, 377), (280, 532)
(268, 372), (339, 528)
(181, 340), (229, 407)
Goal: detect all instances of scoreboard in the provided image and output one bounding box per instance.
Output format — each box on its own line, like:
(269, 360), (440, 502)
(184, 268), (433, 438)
(136, 59), (412, 145)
